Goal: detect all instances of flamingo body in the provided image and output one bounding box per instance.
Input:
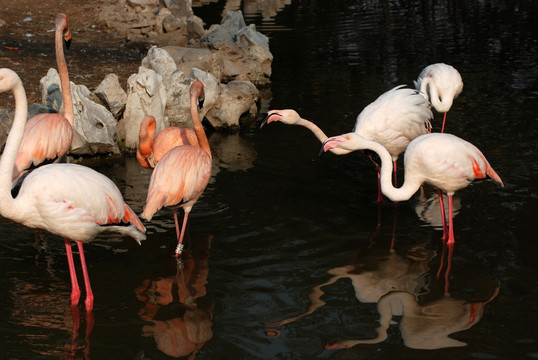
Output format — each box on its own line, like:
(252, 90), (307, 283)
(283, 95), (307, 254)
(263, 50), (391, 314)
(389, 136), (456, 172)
(13, 13), (74, 183)
(353, 85), (433, 162)
(137, 115), (199, 169)
(141, 146), (212, 220)
(17, 163), (146, 242)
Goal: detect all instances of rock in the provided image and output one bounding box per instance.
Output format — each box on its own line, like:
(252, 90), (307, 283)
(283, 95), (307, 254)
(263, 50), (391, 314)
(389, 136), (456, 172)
(0, 108), (13, 150)
(186, 16), (205, 40)
(201, 11), (246, 50)
(126, 0), (159, 9)
(120, 66), (168, 149)
(28, 103), (56, 119)
(70, 83), (120, 155)
(163, 0), (193, 18)
(205, 80), (259, 128)
(94, 74), (128, 120)
(40, 68), (64, 112)
(162, 14), (183, 33)
(163, 46), (214, 77)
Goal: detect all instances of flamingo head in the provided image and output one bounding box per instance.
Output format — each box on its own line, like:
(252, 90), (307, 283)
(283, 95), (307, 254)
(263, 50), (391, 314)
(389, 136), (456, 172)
(190, 81), (205, 109)
(320, 133), (358, 156)
(55, 13), (72, 49)
(260, 109), (302, 129)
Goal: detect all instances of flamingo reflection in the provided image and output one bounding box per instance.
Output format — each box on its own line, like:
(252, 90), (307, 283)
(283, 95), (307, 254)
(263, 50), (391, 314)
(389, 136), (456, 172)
(136, 234), (213, 358)
(326, 282), (499, 350)
(266, 242), (434, 327)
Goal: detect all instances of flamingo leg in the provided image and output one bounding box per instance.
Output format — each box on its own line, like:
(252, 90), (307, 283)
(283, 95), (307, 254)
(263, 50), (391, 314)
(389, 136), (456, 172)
(437, 190), (448, 240)
(441, 112), (448, 133)
(64, 238), (81, 306)
(376, 171), (383, 203)
(392, 161), (398, 187)
(444, 194), (455, 294)
(77, 241), (94, 311)
(174, 211), (190, 258)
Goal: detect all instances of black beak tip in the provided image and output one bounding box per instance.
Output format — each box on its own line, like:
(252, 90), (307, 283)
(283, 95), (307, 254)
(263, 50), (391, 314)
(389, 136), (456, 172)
(65, 38), (71, 49)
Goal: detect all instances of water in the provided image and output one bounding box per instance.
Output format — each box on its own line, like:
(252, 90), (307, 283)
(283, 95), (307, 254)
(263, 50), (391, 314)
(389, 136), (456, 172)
(1, 0), (537, 359)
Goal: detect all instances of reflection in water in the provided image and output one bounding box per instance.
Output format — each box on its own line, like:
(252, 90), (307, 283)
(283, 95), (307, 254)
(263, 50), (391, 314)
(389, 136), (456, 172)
(326, 282), (500, 350)
(209, 132), (257, 176)
(136, 234), (213, 358)
(415, 185), (461, 231)
(266, 241), (434, 327)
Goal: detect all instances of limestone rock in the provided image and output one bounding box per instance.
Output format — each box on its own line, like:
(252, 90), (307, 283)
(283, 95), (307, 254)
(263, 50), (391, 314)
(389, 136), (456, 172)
(205, 80), (259, 128)
(120, 66), (168, 149)
(94, 73), (128, 120)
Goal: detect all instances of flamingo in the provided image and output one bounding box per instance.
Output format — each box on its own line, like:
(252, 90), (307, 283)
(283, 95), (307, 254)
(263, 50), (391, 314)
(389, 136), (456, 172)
(261, 85), (433, 202)
(12, 13), (74, 184)
(141, 81), (212, 258)
(0, 68), (146, 311)
(321, 132), (503, 293)
(414, 63), (463, 133)
(136, 115), (199, 169)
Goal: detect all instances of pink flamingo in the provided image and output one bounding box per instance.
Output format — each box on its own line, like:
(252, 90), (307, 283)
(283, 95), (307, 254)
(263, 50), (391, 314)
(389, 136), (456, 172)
(321, 132), (503, 293)
(141, 81), (212, 258)
(414, 63), (463, 133)
(0, 68), (146, 311)
(261, 85), (433, 202)
(136, 115), (199, 169)
(12, 13), (74, 184)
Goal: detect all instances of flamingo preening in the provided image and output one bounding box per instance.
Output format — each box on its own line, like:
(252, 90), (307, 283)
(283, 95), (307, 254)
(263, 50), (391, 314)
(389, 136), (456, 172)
(414, 63), (463, 133)
(12, 13), (74, 184)
(136, 115), (199, 169)
(321, 132), (503, 293)
(0, 68), (146, 311)
(141, 81), (212, 258)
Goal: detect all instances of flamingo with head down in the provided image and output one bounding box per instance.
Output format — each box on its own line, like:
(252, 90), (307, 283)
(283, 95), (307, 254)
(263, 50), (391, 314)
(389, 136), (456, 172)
(321, 132), (503, 293)
(12, 13), (74, 184)
(0, 68), (146, 311)
(414, 63), (463, 133)
(136, 115), (199, 169)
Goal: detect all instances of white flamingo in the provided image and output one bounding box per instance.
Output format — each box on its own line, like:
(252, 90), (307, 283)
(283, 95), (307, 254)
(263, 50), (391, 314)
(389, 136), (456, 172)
(0, 68), (146, 311)
(321, 132), (503, 293)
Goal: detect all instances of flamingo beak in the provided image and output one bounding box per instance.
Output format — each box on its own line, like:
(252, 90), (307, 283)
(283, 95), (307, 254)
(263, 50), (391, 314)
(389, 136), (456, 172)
(260, 112), (281, 129)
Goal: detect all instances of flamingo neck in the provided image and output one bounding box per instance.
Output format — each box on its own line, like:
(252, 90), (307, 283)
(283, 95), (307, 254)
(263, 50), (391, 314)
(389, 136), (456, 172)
(358, 137), (422, 202)
(55, 18), (74, 125)
(0, 77), (27, 213)
(296, 117), (350, 155)
(190, 93), (211, 158)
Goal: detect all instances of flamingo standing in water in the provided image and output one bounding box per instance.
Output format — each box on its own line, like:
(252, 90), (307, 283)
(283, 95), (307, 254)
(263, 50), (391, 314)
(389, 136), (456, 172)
(0, 68), (146, 311)
(12, 13), (74, 184)
(261, 85), (433, 202)
(414, 63), (463, 133)
(321, 132), (503, 293)
(136, 115), (199, 169)
(141, 81), (212, 258)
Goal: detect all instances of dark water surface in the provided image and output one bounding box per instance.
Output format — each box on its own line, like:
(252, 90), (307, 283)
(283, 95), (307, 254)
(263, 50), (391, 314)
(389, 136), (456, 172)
(1, 1), (538, 359)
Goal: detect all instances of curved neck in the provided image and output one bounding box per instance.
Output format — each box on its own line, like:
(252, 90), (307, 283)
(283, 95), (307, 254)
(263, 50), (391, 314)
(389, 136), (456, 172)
(190, 84), (211, 158)
(296, 117), (328, 143)
(359, 137), (421, 202)
(55, 16), (73, 125)
(0, 77), (27, 213)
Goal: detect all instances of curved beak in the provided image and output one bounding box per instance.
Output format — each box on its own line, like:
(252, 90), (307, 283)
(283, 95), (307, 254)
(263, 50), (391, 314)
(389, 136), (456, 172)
(260, 112), (280, 129)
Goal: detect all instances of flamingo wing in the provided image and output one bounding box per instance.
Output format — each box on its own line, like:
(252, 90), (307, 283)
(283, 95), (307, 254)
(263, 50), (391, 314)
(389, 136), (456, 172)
(142, 146), (212, 221)
(13, 113), (73, 181)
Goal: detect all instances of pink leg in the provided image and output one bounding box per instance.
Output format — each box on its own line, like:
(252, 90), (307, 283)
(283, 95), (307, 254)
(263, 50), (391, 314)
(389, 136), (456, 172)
(376, 171), (383, 203)
(437, 190), (448, 240)
(444, 195), (455, 294)
(77, 242), (94, 311)
(174, 211), (190, 258)
(392, 161), (398, 187)
(64, 238), (81, 306)
(441, 112), (447, 133)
